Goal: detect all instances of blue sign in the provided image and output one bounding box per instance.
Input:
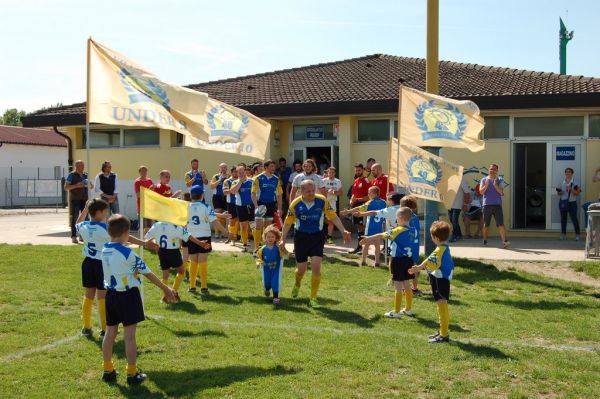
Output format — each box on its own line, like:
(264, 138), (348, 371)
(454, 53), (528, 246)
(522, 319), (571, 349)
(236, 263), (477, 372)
(556, 146), (575, 161)
(306, 126), (324, 140)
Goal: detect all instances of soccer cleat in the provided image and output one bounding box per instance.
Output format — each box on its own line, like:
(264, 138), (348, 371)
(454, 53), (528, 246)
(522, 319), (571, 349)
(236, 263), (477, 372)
(200, 288), (209, 295)
(400, 308), (414, 316)
(264, 289), (271, 297)
(81, 327), (93, 337)
(429, 335), (450, 344)
(188, 287), (197, 294)
(102, 369), (118, 383)
(349, 246), (362, 255)
(502, 240), (510, 249)
(428, 331), (440, 339)
(291, 285), (300, 298)
(309, 298), (320, 308)
(326, 237), (334, 245)
(411, 288), (422, 296)
(100, 330), (106, 337)
(126, 372), (147, 385)
(273, 298), (280, 306)
(384, 311), (402, 319)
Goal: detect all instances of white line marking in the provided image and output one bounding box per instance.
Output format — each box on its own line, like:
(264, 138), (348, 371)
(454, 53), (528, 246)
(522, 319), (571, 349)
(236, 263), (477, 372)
(148, 313), (599, 354)
(0, 335), (80, 364)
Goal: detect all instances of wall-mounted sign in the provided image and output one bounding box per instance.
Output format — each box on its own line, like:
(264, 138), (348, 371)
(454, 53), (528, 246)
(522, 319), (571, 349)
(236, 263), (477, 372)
(556, 146), (575, 161)
(306, 126), (324, 140)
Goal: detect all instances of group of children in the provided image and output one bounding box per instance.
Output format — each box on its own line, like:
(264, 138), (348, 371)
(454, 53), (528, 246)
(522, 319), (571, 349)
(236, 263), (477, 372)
(76, 160), (456, 385)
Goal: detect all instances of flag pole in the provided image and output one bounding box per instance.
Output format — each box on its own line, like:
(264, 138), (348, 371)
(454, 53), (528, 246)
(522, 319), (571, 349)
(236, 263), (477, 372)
(424, 0), (440, 254)
(85, 37), (92, 199)
(139, 187), (145, 310)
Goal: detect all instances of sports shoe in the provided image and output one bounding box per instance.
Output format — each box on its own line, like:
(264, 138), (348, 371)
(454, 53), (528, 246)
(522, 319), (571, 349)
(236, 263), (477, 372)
(400, 308), (414, 316)
(200, 288), (209, 295)
(309, 298), (320, 308)
(326, 237), (334, 245)
(188, 287), (197, 294)
(384, 311), (402, 319)
(102, 369), (118, 383)
(575, 235), (581, 241)
(273, 298), (280, 306)
(349, 246), (362, 255)
(502, 240), (510, 249)
(483, 240), (488, 246)
(81, 327), (93, 337)
(559, 234), (566, 241)
(224, 238), (231, 244)
(411, 288), (423, 296)
(71, 236), (78, 244)
(429, 335), (450, 344)
(428, 331), (440, 339)
(100, 330), (106, 337)
(126, 372), (147, 385)
(291, 285), (300, 298)
(264, 289), (271, 297)
(242, 245), (249, 253)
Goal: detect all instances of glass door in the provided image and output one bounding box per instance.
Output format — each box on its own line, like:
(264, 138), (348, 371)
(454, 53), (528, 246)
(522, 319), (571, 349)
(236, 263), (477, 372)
(548, 143), (582, 230)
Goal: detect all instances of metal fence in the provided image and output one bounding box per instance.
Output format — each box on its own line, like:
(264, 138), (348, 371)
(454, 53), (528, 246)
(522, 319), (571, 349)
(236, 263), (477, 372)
(0, 166), (67, 208)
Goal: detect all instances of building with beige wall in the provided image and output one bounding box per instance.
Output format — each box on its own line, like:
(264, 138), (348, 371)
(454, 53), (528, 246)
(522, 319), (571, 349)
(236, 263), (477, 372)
(23, 54), (600, 235)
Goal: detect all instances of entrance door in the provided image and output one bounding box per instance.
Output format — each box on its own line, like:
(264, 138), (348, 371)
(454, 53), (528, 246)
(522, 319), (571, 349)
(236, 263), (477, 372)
(549, 143), (582, 230)
(513, 143), (547, 229)
(306, 146), (338, 174)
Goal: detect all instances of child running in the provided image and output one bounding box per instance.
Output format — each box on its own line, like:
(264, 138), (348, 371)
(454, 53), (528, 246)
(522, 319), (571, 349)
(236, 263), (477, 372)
(101, 214), (176, 385)
(409, 221), (454, 343)
(360, 206), (416, 318)
(255, 225), (288, 306)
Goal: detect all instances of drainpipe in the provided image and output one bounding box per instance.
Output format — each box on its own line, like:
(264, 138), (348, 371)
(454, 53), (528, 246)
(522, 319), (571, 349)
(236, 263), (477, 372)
(53, 126), (73, 171)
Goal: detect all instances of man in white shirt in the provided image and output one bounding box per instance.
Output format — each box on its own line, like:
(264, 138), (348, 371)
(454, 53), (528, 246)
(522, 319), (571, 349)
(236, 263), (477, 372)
(448, 175), (470, 242)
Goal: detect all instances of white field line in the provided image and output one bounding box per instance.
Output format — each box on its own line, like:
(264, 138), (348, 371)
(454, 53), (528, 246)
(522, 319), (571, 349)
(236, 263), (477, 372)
(0, 335), (79, 364)
(148, 314), (600, 354)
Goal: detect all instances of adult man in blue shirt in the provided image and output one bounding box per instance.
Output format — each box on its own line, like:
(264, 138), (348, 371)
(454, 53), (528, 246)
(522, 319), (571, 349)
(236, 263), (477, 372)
(480, 164), (509, 248)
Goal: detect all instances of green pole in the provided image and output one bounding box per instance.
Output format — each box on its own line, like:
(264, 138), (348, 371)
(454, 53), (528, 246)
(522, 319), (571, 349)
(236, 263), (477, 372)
(559, 17), (573, 75)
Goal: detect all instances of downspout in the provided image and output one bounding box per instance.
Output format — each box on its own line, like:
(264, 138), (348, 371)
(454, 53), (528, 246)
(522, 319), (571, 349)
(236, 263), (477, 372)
(53, 126), (73, 171)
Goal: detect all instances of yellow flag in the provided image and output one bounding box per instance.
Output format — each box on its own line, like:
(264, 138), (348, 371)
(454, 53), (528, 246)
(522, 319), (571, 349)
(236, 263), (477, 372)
(185, 97), (271, 159)
(88, 38), (208, 140)
(140, 187), (189, 226)
(399, 86), (485, 152)
(389, 137), (400, 186)
(395, 143), (464, 210)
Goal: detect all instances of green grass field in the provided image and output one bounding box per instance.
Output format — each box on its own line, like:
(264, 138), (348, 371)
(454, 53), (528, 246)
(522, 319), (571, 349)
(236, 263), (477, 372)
(570, 260), (600, 279)
(0, 244), (599, 398)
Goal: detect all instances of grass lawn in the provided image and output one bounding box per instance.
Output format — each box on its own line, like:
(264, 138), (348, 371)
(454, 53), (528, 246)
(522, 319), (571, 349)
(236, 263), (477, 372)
(570, 260), (600, 279)
(0, 244), (599, 398)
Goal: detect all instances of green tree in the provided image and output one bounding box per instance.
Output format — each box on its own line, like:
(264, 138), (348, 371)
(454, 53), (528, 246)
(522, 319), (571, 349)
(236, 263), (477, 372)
(1, 108), (26, 126)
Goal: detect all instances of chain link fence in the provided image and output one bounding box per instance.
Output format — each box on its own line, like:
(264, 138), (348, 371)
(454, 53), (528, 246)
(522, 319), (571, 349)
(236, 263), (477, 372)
(0, 166), (67, 208)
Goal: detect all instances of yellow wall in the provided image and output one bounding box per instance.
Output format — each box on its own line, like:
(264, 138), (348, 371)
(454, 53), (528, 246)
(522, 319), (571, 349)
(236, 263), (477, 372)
(586, 140), (600, 202)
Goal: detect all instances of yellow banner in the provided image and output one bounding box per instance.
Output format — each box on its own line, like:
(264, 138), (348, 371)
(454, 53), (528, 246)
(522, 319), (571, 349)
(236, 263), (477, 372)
(399, 86), (485, 152)
(88, 38), (208, 140)
(140, 187), (189, 226)
(185, 97), (272, 160)
(389, 137), (400, 186)
(393, 143), (464, 210)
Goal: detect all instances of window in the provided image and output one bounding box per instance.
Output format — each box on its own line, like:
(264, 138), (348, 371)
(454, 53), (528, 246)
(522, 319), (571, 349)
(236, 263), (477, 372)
(358, 119), (390, 142)
(292, 124), (335, 141)
(123, 128), (159, 146)
(393, 120), (398, 139)
(483, 116), (509, 139)
(171, 132), (185, 147)
(514, 116), (583, 137)
(590, 114), (600, 138)
(83, 129), (120, 148)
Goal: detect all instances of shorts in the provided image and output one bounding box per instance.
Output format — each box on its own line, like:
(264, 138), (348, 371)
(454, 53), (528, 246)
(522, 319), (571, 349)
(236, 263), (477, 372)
(464, 206), (482, 220)
(429, 275), (451, 301)
(352, 201), (366, 225)
(483, 205), (504, 227)
(181, 239), (188, 248)
(158, 248), (183, 270)
(212, 194), (227, 210)
(188, 236), (212, 254)
(81, 257), (105, 290)
(390, 256), (415, 282)
(257, 201), (277, 219)
(105, 287), (145, 327)
(294, 230), (325, 263)
(237, 204), (255, 223)
(227, 202), (238, 218)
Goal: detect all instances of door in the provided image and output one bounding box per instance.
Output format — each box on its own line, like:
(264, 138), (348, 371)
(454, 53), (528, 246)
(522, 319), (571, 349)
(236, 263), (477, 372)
(513, 143), (547, 229)
(549, 143), (582, 230)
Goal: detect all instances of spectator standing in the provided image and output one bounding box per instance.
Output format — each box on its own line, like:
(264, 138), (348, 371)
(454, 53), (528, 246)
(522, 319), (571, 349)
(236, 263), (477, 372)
(349, 163), (371, 254)
(557, 167), (582, 241)
(448, 175), (470, 242)
(65, 160), (92, 244)
(94, 161), (119, 215)
(370, 163), (394, 200)
(480, 164), (509, 248)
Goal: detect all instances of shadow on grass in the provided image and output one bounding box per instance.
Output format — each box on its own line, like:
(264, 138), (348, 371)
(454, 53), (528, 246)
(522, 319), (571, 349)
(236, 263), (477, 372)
(412, 315), (469, 333)
(242, 295), (311, 314)
(165, 300), (206, 315)
(149, 318), (228, 339)
(453, 341), (512, 359)
(315, 307), (382, 329)
(194, 293), (243, 306)
(492, 298), (597, 310)
(144, 365), (300, 397)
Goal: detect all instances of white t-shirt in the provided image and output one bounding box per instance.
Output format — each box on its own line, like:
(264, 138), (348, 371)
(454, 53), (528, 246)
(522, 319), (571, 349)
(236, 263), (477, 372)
(322, 177), (342, 210)
(291, 173), (325, 197)
(187, 201), (217, 237)
(144, 222), (191, 249)
(451, 176), (471, 210)
(76, 221), (110, 260)
(376, 205), (400, 231)
(102, 242), (151, 292)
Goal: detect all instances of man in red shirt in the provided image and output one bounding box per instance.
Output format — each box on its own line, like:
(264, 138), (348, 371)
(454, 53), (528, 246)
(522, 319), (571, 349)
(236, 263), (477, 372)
(151, 170), (182, 198)
(134, 165), (153, 230)
(370, 163), (394, 200)
(349, 163), (370, 254)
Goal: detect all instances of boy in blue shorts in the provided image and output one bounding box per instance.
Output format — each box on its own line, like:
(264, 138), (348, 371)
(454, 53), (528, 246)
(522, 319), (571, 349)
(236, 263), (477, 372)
(409, 220), (454, 343)
(255, 225), (288, 306)
(361, 207), (416, 318)
(101, 214), (176, 384)
(144, 221), (210, 301)
(401, 195), (422, 296)
(341, 186), (386, 267)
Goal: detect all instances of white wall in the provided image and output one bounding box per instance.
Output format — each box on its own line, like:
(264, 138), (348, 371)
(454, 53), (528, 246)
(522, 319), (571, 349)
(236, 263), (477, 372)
(0, 143), (67, 171)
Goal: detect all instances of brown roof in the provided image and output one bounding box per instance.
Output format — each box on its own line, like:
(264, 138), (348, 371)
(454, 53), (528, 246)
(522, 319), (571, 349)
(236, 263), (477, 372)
(22, 54), (600, 127)
(0, 125), (67, 147)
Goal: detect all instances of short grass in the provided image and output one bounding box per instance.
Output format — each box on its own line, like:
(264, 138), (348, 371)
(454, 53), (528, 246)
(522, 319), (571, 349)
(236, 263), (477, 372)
(570, 260), (600, 279)
(0, 244), (599, 398)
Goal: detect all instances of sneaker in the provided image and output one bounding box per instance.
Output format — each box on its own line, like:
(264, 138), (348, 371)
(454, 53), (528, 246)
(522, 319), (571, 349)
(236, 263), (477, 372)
(400, 308), (414, 316)
(428, 331), (440, 339)
(188, 287), (197, 293)
(273, 298), (280, 306)
(348, 246), (362, 255)
(291, 285), (300, 298)
(449, 237), (457, 243)
(384, 311), (402, 319)
(575, 235), (581, 241)
(81, 327), (93, 337)
(224, 238), (231, 244)
(102, 369), (118, 383)
(100, 330), (106, 337)
(126, 372), (147, 385)
(483, 240), (488, 246)
(264, 289), (271, 297)
(309, 298), (320, 308)
(559, 234), (566, 241)
(326, 237), (334, 245)
(71, 236), (78, 244)
(411, 288), (423, 297)
(242, 245), (249, 253)
(200, 288), (209, 295)
(502, 240), (510, 249)
(429, 335), (450, 344)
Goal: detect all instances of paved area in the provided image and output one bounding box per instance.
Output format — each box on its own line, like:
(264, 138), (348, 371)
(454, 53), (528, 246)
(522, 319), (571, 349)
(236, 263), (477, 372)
(0, 210), (588, 261)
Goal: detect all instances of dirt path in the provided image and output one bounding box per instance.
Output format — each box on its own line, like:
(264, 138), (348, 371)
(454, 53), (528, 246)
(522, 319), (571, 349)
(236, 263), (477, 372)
(493, 261), (600, 288)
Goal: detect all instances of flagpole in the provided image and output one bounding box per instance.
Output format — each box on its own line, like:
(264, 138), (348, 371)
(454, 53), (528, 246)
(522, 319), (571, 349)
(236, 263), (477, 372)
(424, 0), (440, 254)
(139, 187), (145, 310)
(85, 37), (92, 199)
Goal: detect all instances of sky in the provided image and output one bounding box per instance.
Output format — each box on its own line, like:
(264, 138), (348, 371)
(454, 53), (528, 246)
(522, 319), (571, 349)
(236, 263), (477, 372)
(1, 0), (599, 113)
